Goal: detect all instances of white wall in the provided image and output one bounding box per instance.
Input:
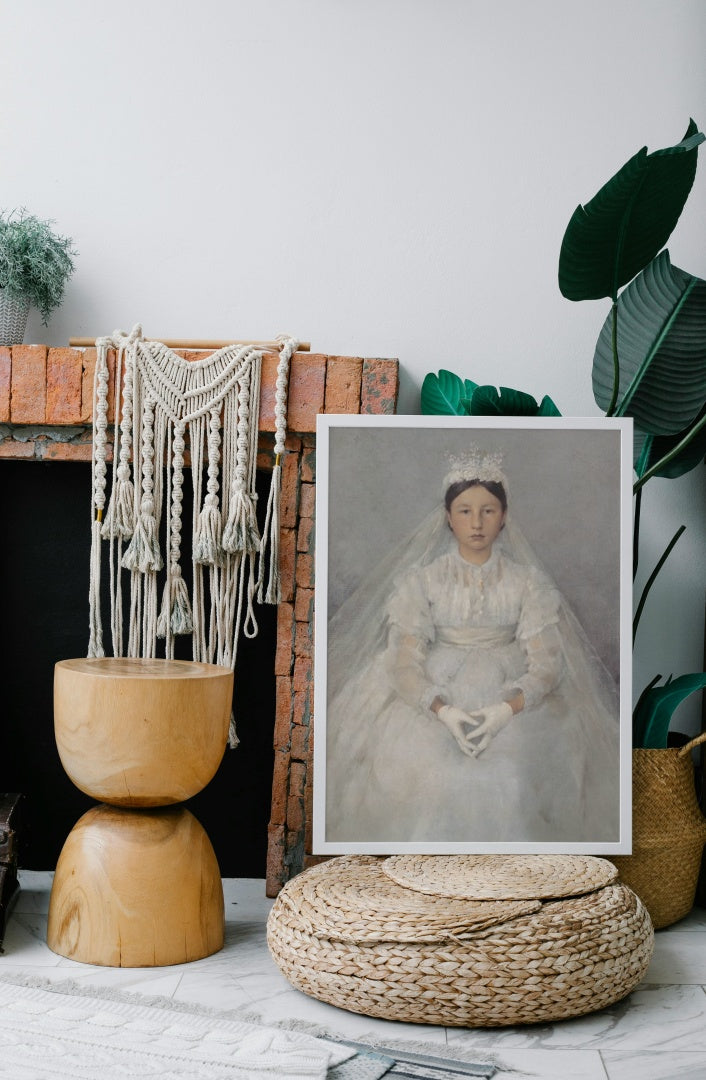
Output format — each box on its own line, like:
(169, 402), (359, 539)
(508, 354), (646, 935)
(3, 0), (705, 725)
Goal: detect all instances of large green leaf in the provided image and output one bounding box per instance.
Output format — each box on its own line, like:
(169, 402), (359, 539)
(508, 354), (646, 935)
(559, 120), (704, 301)
(470, 385), (562, 416)
(633, 672), (706, 748)
(421, 370), (477, 415)
(592, 251), (706, 434)
(634, 407), (706, 479)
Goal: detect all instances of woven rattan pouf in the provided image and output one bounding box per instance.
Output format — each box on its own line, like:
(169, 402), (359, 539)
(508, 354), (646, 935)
(267, 854), (654, 1027)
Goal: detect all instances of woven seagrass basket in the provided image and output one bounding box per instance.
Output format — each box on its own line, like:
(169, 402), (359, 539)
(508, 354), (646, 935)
(267, 854), (654, 1027)
(611, 732), (706, 930)
(0, 290), (29, 346)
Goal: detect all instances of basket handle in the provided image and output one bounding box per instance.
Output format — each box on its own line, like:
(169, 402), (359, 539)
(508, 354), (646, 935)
(677, 731), (706, 757)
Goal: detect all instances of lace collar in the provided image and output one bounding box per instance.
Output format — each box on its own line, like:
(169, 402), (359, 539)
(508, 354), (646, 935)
(451, 544), (502, 575)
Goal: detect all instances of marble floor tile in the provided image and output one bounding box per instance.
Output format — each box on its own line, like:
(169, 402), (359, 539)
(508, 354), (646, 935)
(489, 1048), (609, 1079)
(645, 931), (706, 983)
(446, 984), (706, 1052)
(602, 1049), (706, 1079)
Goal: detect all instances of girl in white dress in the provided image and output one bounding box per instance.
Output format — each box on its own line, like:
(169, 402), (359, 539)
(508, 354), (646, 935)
(325, 449), (620, 845)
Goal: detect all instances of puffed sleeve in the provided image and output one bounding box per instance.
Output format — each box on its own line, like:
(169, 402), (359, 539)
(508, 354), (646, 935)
(382, 568), (446, 716)
(504, 566), (563, 709)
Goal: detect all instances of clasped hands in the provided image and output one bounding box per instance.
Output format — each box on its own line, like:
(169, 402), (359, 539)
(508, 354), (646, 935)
(437, 701), (514, 757)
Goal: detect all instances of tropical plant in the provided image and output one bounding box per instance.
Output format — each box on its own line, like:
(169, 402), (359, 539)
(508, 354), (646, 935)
(423, 121), (706, 748)
(0, 209), (76, 323)
(558, 120), (706, 748)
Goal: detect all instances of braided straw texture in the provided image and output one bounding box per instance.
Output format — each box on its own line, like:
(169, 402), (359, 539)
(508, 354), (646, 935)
(273, 856), (540, 944)
(383, 853), (618, 900)
(267, 855), (653, 1027)
(611, 736), (706, 929)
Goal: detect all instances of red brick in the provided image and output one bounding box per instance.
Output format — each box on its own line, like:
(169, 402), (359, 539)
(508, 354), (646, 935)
(265, 824), (286, 897)
(299, 482), (315, 520)
(80, 348), (96, 421)
(284, 434), (302, 453)
(274, 602), (295, 676)
(292, 690), (310, 728)
(273, 676), (293, 750)
(0, 348), (10, 422)
(258, 351), (279, 433)
(325, 356), (363, 413)
(293, 657), (312, 694)
(286, 793), (304, 834)
(280, 449), (300, 528)
(290, 724), (309, 763)
(0, 440), (35, 459)
(295, 621), (312, 660)
(269, 750), (291, 826)
(297, 516), (314, 554)
(294, 587), (314, 623)
(300, 443), (316, 483)
(295, 552), (314, 590)
(259, 352), (326, 435)
(289, 761), (306, 800)
(11, 345), (46, 422)
(361, 358), (399, 415)
(288, 355), (326, 432)
(279, 528), (297, 603)
(46, 348), (83, 423)
(304, 767), (314, 854)
(41, 441), (95, 462)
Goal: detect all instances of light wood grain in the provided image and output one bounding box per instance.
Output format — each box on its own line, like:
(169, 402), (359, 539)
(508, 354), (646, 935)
(47, 805), (224, 966)
(68, 337), (311, 351)
(54, 658), (233, 806)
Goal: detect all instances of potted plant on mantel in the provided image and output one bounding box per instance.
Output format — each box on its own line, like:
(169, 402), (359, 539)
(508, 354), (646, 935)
(422, 120), (706, 928)
(0, 209), (76, 345)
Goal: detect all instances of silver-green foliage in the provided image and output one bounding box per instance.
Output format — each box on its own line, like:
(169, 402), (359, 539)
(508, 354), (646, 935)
(0, 209), (76, 323)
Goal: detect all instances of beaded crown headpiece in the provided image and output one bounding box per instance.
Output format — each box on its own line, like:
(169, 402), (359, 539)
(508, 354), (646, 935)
(443, 446), (508, 493)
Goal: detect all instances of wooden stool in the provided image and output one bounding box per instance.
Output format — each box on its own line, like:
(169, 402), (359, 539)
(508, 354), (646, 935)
(47, 658), (233, 967)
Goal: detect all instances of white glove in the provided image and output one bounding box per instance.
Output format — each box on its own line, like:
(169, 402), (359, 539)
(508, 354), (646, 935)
(437, 705), (478, 758)
(466, 701), (514, 756)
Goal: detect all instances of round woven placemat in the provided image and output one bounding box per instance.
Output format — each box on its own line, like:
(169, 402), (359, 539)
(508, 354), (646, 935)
(277, 856), (541, 943)
(382, 854), (618, 899)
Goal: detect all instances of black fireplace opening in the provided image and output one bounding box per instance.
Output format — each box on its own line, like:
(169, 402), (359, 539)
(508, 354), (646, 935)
(0, 459), (276, 877)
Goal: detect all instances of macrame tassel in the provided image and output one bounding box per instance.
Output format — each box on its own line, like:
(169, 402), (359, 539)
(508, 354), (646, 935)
(222, 488), (261, 554)
(101, 468), (135, 540)
(122, 499), (163, 573)
(258, 461), (282, 604)
(194, 494), (224, 566)
(157, 570), (194, 637)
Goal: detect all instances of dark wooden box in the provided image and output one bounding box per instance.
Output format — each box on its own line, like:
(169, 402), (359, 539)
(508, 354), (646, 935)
(0, 793), (23, 949)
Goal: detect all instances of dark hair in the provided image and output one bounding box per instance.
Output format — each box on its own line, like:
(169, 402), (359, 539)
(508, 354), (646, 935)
(444, 478), (508, 513)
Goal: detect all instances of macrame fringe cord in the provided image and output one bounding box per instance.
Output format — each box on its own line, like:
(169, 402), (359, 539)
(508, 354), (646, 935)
(258, 334), (297, 604)
(88, 326), (296, 749)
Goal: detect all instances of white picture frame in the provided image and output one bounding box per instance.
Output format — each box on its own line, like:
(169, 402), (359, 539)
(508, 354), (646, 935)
(313, 415), (633, 855)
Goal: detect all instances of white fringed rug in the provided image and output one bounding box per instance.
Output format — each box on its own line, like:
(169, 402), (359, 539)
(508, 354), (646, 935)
(0, 975), (355, 1079)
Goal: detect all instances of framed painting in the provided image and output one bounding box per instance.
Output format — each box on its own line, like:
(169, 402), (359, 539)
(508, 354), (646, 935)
(312, 415), (633, 854)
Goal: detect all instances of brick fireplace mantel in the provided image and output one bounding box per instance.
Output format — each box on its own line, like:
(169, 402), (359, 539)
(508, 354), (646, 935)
(0, 344), (399, 895)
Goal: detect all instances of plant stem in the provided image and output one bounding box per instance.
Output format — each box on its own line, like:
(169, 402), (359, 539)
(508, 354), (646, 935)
(633, 487), (642, 582)
(633, 525), (686, 643)
(633, 410), (706, 492)
(606, 302), (620, 417)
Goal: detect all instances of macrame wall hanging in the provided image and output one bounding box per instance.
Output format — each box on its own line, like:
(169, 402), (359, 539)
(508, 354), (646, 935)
(88, 325), (297, 745)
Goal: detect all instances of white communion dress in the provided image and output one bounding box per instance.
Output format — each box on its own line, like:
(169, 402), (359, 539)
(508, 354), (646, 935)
(325, 537), (621, 846)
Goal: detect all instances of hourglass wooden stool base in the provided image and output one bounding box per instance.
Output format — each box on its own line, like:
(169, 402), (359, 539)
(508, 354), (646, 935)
(47, 805), (225, 967)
